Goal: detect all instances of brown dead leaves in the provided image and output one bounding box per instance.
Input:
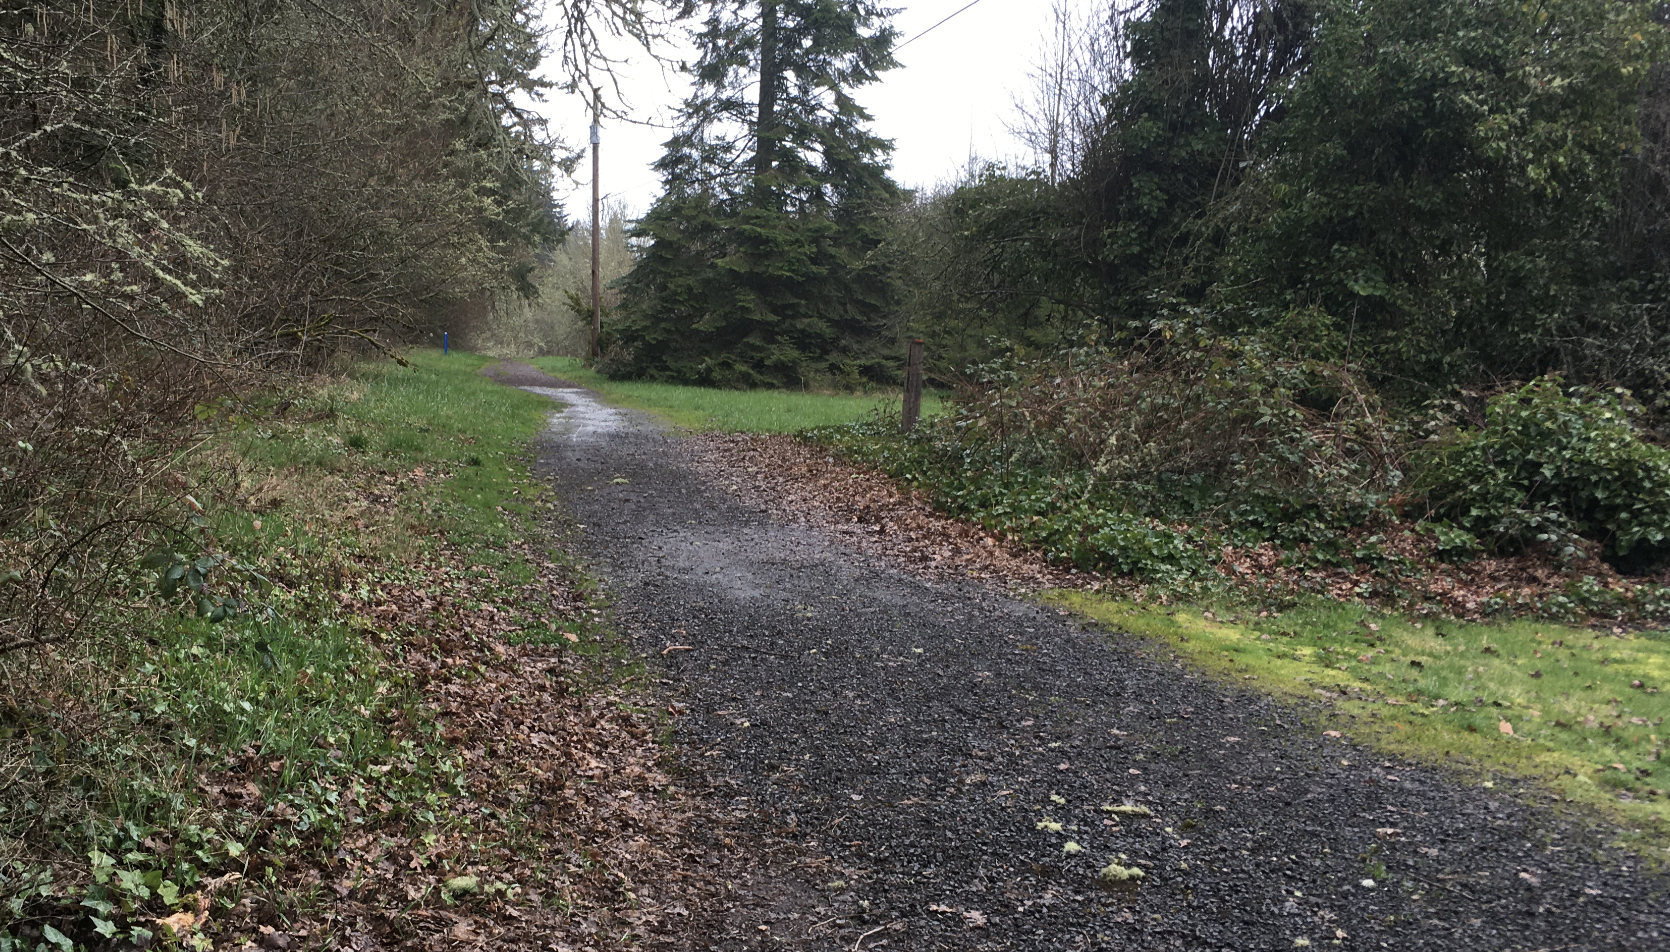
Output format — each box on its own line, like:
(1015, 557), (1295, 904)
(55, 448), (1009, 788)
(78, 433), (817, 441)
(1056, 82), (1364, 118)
(686, 433), (1078, 592)
(1214, 530), (1646, 620)
(208, 539), (718, 950)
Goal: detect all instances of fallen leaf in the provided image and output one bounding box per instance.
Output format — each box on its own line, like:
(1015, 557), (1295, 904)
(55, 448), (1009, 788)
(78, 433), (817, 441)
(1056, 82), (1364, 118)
(1498, 720), (1513, 736)
(154, 912), (197, 936)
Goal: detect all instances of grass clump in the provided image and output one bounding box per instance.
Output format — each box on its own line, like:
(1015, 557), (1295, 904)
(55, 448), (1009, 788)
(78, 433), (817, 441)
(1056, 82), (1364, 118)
(1051, 590), (1670, 843)
(531, 356), (941, 433)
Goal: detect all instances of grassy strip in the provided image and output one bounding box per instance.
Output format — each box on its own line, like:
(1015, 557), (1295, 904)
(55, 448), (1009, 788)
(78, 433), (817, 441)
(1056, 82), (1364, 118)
(530, 356), (941, 432)
(1, 350), (621, 949)
(1047, 591), (1670, 849)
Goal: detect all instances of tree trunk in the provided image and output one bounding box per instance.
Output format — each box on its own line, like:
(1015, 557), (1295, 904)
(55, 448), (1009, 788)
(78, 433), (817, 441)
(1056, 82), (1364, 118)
(754, 0), (780, 190)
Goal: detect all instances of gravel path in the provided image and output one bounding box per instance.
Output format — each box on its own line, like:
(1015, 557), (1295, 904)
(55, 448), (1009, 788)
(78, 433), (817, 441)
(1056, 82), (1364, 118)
(499, 365), (1668, 951)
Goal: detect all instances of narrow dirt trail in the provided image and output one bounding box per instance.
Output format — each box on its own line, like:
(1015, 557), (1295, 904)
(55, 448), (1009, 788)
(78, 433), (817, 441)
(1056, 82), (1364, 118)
(497, 365), (1667, 951)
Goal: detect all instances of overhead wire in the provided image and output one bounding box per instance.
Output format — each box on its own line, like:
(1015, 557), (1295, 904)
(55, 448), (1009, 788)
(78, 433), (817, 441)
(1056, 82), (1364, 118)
(895, 0), (990, 52)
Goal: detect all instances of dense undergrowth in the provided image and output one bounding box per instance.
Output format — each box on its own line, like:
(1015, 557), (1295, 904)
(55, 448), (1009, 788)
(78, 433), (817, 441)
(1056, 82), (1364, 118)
(0, 353), (654, 950)
(809, 325), (1670, 622)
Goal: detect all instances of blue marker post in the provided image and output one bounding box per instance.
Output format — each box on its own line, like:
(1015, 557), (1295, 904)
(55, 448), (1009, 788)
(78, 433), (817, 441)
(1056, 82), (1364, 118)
(443, 331), (449, 355)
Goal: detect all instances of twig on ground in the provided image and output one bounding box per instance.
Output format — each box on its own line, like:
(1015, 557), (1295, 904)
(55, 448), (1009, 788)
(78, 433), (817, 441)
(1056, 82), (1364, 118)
(852, 920), (903, 951)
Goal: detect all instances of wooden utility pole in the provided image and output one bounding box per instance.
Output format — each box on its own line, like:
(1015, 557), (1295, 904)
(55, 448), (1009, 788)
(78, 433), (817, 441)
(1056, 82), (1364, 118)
(902, 338), (924, 432)
(590, 90), (602, 361)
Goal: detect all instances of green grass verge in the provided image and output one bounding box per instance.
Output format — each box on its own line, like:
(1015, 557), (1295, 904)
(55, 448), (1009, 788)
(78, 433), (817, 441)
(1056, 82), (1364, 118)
(1046, 590), (1670, 851)
(237, 348), (555, 552)
(2, 349), (582, 948)
(529, 356), (941, 433)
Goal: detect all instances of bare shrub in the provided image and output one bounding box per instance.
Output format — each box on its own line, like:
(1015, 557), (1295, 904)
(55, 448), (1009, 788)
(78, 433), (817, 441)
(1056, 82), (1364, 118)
(954, 324), (1398, 506)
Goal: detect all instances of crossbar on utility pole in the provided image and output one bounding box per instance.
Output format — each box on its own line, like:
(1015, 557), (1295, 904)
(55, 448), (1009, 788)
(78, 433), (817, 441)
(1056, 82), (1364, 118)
(902, 338), (924, 432)
(590, 91), (602, 361)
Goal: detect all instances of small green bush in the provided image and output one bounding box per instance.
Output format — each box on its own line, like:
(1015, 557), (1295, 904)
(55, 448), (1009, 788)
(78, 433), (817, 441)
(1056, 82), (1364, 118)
(1415, 377), (1670, 571)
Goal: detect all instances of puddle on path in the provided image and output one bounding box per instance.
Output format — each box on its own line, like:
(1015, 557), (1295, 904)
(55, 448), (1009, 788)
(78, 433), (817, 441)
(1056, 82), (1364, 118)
(520, 386), (629, 442)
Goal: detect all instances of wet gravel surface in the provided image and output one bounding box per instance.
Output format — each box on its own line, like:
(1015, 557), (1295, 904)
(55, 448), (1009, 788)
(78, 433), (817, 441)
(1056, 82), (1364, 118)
(508, 369), (1668, 951)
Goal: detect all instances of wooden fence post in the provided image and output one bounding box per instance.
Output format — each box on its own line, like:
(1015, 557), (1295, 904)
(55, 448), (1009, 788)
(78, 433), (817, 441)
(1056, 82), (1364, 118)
(902, 338), (924, 433)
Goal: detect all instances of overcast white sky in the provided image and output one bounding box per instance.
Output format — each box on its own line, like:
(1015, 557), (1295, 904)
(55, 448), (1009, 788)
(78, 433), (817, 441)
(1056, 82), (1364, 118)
(539, 0), (1101, 218)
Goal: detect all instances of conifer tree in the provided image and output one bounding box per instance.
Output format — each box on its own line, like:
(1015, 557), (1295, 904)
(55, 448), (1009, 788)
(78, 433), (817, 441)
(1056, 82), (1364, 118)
(613, 0), (901, 387)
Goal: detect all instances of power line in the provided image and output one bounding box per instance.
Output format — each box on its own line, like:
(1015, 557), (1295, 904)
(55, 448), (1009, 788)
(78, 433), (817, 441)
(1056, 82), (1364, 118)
(895, 0), (989, 52)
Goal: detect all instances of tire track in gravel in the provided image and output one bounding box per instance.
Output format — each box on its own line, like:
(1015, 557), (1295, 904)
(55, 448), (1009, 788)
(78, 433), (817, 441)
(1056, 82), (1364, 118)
(501, 366), (1668, 952)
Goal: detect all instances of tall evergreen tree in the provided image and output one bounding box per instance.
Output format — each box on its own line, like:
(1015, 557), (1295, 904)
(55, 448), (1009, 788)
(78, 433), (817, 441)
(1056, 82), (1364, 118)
(613, 0), (901, 387)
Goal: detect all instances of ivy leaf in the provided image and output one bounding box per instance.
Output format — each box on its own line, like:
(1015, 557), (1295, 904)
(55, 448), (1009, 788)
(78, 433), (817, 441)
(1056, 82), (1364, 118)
(39, 924), (72, 950)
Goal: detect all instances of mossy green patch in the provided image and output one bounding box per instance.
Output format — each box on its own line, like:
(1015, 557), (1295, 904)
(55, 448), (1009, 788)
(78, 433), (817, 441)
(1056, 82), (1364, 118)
(1046, 590), (1670, 851)
(530, 357), (942, 433)
(1098, 862), (1145, 882)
